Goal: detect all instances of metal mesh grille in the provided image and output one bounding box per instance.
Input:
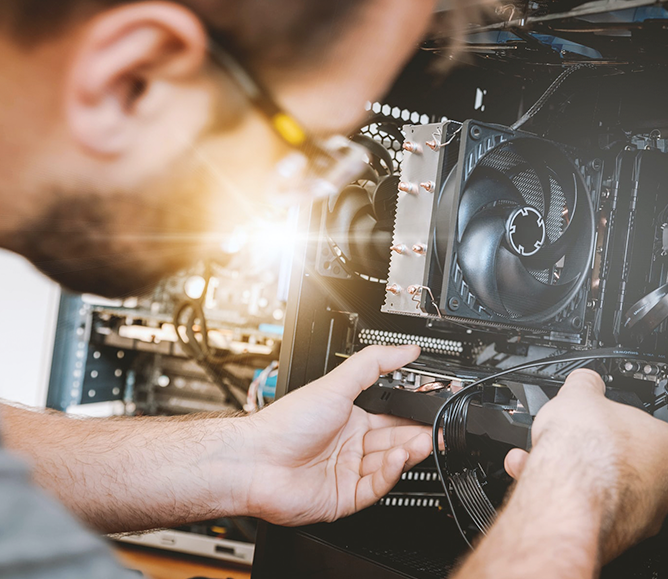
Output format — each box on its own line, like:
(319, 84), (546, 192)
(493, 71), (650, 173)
(512, 169), (545, 214)
(546, 175), (566, 243)
(479, 148), (566, 244)
(479, 148), (524, 174)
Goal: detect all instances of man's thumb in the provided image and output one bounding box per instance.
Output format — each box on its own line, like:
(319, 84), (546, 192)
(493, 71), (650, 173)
(326, 345), (420, 399)
(559, 368), (606, 398)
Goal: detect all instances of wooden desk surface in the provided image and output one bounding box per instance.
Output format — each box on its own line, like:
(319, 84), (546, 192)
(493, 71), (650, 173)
(115, 544), (252, 579)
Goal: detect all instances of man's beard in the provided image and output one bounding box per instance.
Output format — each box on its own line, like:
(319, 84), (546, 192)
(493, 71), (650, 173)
(12, 185), (225, 298)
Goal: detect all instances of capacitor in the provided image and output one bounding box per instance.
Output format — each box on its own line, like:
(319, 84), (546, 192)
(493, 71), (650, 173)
(623, 361), (640, 374)
(643, 364), (660, 376)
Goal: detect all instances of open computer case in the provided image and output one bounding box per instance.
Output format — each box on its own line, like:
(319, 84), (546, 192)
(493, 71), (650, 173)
(252, 1), (668, 577)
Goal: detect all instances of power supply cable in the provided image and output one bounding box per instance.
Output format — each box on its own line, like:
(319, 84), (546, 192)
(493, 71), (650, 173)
(432, 346), (661, 548)
(511, 63), (596, 130)
(451, 469), (496, 532)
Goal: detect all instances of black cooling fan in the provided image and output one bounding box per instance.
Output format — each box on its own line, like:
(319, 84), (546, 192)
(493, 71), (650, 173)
(436, 126), (596, 327)
(325, 115), (404, 279)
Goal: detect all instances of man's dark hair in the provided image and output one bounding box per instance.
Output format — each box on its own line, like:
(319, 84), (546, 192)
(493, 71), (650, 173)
(1, 0), (362, 70)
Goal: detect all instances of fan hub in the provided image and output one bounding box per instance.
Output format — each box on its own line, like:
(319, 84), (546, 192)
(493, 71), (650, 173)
(506, 206), (546, 257)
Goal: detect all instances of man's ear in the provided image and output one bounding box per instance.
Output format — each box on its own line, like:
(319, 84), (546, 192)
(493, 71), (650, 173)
(66, 1), (208, 156)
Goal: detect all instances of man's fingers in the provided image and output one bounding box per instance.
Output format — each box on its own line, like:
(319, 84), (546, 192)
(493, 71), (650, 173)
(367, 414), (423, 430)
(360, 432), (433, 477)
(363, 425), (431, 455)
(559, 369), (606, 398)
(504, 448), (529, 480)
(355, 447), (409, 511)
(325, 345), (421, 399)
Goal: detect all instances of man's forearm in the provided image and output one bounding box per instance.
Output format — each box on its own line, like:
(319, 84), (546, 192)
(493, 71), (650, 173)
(0, 403), (255, 533)
(453, 449), (604, 579)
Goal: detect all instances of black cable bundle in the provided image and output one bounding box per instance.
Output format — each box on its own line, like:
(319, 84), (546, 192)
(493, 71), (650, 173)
(432, 347), (655, 549)
(443, 390), (478, 457)
(450, 470), (496, 534)
(438, 389), (496, 541)
(172, 265), (275, 410)
(174, 299), (246, 409)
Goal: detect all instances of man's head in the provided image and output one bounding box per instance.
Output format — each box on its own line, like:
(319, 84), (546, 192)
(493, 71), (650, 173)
(0, 0), (436, 296)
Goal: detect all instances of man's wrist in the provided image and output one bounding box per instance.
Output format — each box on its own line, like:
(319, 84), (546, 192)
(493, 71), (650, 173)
(192, 414), (259, 520)
(456, 444), (606, 579)
(505, 441), (606, 575)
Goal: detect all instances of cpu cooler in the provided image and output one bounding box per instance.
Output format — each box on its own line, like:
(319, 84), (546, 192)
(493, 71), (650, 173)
(384, 121), (599, 335)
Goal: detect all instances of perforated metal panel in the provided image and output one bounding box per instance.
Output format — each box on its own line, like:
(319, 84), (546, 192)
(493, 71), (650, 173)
(358, 328), (463, 356)
(359, 120), (404, 171)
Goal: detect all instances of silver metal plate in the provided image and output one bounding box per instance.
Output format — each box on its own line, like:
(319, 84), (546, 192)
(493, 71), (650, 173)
(382, 122), (448, 317)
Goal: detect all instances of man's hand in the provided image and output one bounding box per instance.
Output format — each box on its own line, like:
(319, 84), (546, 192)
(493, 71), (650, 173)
(0, 345), (430, 533)
(240, 345), (433, 526)
(451, 369), (668, 579)
(504, 369), (668, 562)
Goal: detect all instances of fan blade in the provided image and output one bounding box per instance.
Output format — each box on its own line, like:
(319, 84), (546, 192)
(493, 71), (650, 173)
(513, 138), (590, 271)
(358, 165), (380, 185)
(370, 175), (399, 228)
(458, 166), (524, 240)
(458, 210), (510, 316)
(351, 134), (395, 176)
(326, 185), (369, 259)
(496, 246), (577, 317)
(377, 122), (405, 145)
(349, 212), (392, 278)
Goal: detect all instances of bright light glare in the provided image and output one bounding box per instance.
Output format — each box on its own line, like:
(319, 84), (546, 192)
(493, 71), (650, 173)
(249, 219), (299, 256)
(184, 275), (207, 300)
(220, 227), (249, 254)
(219, 214), (299, 260)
